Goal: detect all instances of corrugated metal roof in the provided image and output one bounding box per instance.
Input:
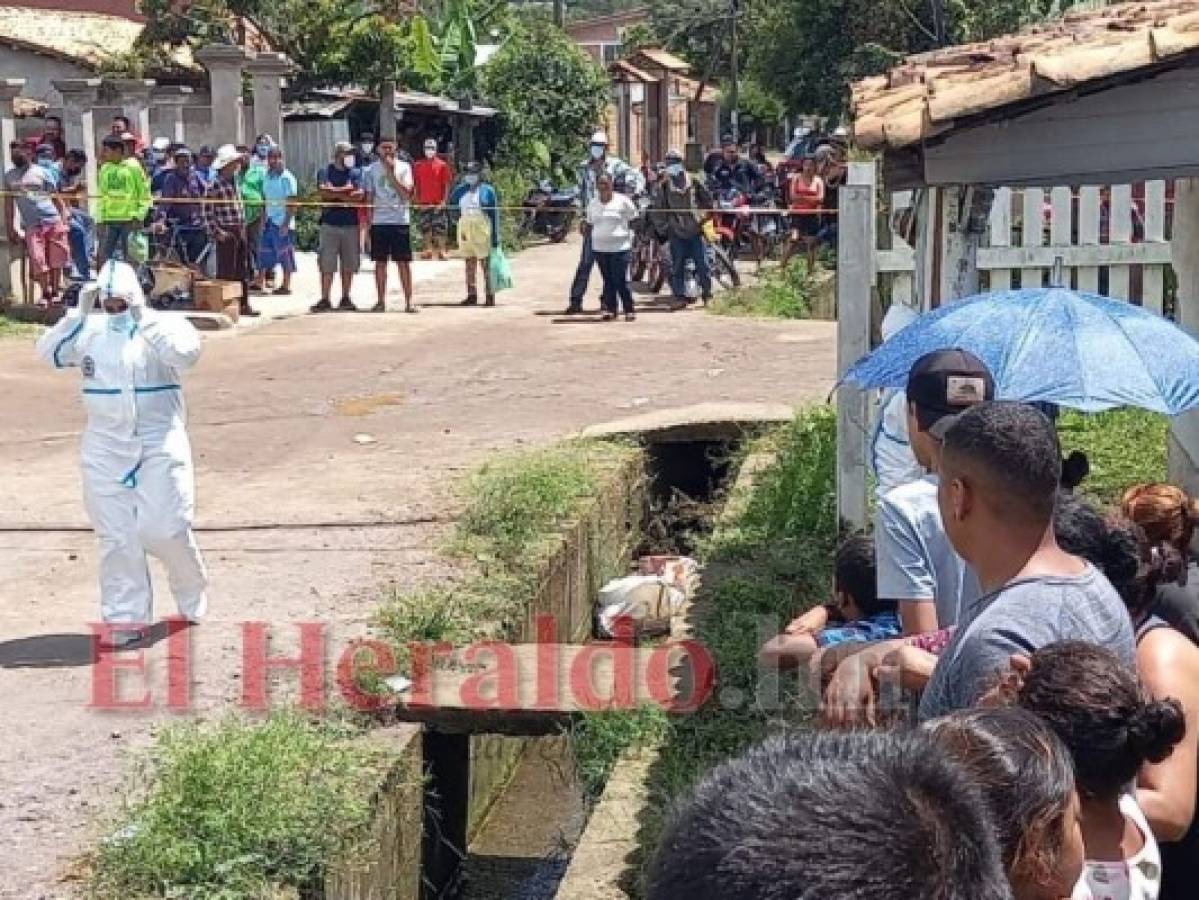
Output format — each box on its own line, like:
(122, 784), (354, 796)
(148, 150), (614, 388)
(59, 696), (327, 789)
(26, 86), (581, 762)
(852, 0), (1199, 151)
(283, 88), (496, 120)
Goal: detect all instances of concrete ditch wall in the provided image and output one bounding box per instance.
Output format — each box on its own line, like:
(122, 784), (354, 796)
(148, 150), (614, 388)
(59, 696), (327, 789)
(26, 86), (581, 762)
(322, 450), (647, 898)
(469, 451), (647, 839)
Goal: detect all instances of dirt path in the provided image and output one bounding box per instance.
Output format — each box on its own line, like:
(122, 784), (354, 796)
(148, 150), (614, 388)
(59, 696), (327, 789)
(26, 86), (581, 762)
(0, 238), (836, 898)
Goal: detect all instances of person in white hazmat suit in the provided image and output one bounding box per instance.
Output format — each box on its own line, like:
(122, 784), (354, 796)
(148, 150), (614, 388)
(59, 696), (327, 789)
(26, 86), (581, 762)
(871, 302), (925, 499)
(36, 261), (207, 648)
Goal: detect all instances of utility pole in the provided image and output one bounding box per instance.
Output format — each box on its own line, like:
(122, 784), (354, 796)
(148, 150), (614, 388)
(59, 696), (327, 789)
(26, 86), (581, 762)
(728, 0), (739, 140)
(554, 0), (566, 27)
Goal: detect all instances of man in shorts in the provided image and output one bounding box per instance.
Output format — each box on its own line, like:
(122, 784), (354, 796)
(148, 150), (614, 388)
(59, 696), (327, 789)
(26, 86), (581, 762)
(363, 136), (415, 313)
(413, 137), (452, 260)
(5, 141), (70, 303)
(311, 140), (363, 313)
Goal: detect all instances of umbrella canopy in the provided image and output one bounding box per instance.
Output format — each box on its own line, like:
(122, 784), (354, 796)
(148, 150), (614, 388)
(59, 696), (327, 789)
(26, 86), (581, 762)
(843, 288), (1199, 415)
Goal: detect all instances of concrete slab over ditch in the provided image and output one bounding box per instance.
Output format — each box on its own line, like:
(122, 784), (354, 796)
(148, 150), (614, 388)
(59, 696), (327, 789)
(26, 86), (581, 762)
(582, 403), (795, 443)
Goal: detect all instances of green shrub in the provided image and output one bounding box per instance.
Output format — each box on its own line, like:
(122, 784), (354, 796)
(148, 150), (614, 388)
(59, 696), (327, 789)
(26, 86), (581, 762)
(488, 164), (531, 255)
(90, 712), (388, 898)
(292, 184), (321, 253)
(710, 262), (815, 319)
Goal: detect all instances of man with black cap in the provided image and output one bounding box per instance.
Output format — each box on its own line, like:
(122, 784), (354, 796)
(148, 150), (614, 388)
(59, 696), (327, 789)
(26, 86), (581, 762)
(875, 349), (993, 637)
(706, 134), (758, 195)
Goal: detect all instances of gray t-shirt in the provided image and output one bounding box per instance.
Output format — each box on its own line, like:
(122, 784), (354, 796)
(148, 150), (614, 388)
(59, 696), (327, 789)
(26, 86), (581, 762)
(5, 164), (60, 228)
(363, 159), (413, 226)
(918, 564), (1135, 721)
(876, 474), (980, 628)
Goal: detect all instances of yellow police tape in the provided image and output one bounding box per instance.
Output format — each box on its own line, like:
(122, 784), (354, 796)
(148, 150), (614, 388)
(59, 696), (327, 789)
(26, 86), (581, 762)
(0, 188), (837, 217)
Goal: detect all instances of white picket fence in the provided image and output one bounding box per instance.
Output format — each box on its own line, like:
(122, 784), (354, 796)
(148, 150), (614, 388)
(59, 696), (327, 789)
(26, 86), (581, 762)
(878, 182), (1174, 312)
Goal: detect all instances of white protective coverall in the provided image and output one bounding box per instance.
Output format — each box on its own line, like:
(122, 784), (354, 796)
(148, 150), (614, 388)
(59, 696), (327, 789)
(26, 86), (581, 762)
(871, 302), (925, 499)
(35, 262), (208, 625)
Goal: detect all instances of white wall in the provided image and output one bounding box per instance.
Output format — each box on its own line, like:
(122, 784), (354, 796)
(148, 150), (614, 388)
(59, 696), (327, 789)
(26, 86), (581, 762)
(0, 47), (90, 106)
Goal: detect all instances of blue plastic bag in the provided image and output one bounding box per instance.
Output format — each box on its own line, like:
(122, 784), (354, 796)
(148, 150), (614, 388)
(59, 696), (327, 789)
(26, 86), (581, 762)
(489, 246), (513, 293)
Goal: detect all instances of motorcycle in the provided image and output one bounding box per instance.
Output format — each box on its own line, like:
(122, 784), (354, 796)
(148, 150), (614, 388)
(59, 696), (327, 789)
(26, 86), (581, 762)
(517, 179), (578, 243)
(629, 193), (670, 294)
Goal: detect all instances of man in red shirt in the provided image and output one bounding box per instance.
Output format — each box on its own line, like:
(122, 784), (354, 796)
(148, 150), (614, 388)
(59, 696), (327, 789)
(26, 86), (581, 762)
(412, 137), (453, 260)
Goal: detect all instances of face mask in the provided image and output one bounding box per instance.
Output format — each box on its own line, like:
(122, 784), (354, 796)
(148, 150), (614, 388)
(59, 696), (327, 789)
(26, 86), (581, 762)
(256, 143), (270, 157)
(464, 174), (479, 187)
(590, 145), (605, 160)
(342, 155), (355, 169)
(424, 148), (436, 159)
(361, 143), (374, 155)
(667, 163), (683, 177)
(107, 310), (132, 333)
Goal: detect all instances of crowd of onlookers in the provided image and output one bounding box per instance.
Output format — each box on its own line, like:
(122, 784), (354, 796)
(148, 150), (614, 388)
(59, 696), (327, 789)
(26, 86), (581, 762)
(649, 337), (1199, 899)
(2, 114), (488, 316)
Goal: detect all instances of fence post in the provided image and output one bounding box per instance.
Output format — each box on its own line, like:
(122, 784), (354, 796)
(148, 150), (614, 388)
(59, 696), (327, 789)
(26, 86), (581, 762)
(836, 162), (875, 530)
(1170, 178), (1199, 496)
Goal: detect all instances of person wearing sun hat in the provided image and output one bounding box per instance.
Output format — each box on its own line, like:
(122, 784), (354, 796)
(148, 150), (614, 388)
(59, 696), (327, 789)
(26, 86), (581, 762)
(203, 144), (257, 317)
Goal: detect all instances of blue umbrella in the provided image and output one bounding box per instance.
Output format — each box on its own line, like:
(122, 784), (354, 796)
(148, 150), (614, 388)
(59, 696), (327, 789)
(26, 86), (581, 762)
(842, 287), (1199, 414)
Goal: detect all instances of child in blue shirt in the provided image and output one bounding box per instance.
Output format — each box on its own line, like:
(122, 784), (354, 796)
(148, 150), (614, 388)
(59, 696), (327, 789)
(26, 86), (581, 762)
(760, 532), (900, 670)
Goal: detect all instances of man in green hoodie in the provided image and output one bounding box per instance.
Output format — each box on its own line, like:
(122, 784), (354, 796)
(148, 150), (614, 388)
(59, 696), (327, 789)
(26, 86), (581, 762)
(97, 135), (144, 265)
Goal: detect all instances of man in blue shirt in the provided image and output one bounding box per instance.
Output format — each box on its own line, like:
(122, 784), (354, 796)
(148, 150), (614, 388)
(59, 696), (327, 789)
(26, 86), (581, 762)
(194, 145), (216, 186)
(260, 146), (299, 295)
(310, 140), (363, 313)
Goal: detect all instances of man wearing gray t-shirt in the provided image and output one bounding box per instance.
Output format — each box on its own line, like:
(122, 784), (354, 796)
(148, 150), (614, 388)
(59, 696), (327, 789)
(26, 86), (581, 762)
(917, 402), (1134, 720)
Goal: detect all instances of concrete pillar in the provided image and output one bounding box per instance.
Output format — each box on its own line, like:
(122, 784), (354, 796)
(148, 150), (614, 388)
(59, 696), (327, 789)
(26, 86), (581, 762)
(0, 78), (25, 301)
(53, 78), (101, 217)
(107, 78), (156, 143)
(835, 161), (876, 529)
(196, 43), (249, 146)
(151, 84), (194, 145)
(378, 81), (397, 142)
(246, 52), (292, 144)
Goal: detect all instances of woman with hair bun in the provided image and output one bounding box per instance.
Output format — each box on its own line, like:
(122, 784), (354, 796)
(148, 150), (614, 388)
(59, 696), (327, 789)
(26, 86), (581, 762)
(1121, 483), (1199, 643)
(1006, 640), (1185, 899)
(924, 707), (1085, 900)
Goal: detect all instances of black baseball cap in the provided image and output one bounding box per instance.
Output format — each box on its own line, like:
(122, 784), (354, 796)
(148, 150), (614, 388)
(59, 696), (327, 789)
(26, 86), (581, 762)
(907, 349), (995, 438)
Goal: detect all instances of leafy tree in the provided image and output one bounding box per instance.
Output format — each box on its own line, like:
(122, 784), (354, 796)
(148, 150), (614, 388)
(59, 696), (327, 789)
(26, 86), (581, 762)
(480, 20), (609, 178)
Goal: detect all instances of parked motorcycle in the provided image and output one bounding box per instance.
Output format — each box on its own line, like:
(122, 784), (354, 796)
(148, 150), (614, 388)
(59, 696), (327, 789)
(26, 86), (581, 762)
(517, 180), (579, 243)
(629, 193), (670, 293)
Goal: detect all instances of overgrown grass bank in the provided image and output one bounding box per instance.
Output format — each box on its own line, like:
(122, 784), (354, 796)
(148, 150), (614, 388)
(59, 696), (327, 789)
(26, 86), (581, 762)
(709, 262), (816, 319)
(374, 440), (640, 657)
(571, 408), (839, 889)
(89, 712), (394, 899)
(1059, 408), (1168, 506)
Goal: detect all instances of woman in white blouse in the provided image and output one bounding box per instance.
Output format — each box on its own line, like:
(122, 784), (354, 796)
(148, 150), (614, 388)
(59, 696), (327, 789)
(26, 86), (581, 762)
(584, 173), (638, 321)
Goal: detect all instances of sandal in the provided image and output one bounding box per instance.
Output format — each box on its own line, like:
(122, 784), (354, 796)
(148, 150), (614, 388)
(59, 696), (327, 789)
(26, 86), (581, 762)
(461, 295), (479, 306)
(601, 311), (615, 322)
(625, 313), (636, 322)
(273, 286), (292, 296)
(337, 298), (357, 312)
(310, 299), (333, 313)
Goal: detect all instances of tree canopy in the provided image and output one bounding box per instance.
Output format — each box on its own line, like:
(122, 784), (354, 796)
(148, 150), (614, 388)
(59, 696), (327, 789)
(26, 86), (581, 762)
(480, 20), (609, 178)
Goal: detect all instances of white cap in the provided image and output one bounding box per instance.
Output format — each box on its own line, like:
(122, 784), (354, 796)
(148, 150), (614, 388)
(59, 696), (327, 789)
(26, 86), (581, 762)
(96, 260), (144, 304)
(832, 125), (849, 138)
(424, 138), (437, 150)
(213, 143), (241, 171)
(590, 130), (609, 146)
(151, 136), (171, 152)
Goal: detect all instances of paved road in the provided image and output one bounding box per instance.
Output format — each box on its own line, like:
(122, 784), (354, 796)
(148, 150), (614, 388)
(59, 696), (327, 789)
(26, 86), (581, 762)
(0, 238), (837, 897)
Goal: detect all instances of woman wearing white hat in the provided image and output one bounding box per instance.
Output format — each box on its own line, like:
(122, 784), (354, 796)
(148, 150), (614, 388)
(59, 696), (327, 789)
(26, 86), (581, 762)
(35, 261), (208, 649)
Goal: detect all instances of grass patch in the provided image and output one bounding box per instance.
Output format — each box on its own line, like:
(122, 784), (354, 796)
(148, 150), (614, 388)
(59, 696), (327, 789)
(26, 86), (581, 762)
(569, 407), (839, 890)
(375, 440), (641, 659)
(708, 262), (815, 320)
(1058, 408), (1168, 506)
(89, 711), (393, 899)
(0, 313), (39, 338)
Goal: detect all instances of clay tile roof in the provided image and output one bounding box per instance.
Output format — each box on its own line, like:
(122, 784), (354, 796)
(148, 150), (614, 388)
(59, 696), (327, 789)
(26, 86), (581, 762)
(632, 47), (692, 72)
(674, 74), (720, 103)
(0, 6), (195, 70)
(851, 0), (1199, 151)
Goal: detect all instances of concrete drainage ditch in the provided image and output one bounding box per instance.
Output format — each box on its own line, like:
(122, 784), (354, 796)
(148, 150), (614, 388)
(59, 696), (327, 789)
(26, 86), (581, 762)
(337, 409), (787, 900)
